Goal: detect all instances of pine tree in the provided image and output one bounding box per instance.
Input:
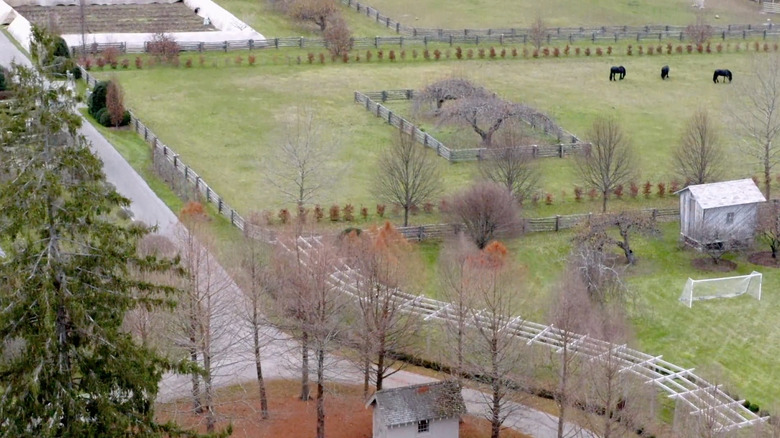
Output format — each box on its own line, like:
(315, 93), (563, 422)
(0, 63), (184, 436)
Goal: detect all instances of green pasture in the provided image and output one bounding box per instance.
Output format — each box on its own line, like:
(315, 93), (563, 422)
(215, 0), (395, 38)
(96, 47), (765, 217)
(351, 0), (765, 29)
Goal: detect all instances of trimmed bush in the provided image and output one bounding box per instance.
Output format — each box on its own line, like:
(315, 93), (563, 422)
(343, 204), (355, 222)
(88, 81), (109, 118)
(574, 186), (583, 202)
(643, 181), (652, 198)
(629, 181), (639, 198)
(329, 205), (340, 222)
(376, 204), (386, 217)
(314, 205), (324, 222)
(360, 206), (368, 220)
(657, 182), (666, 198)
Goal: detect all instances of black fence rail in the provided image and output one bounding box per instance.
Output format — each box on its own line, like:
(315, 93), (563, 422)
(398, 208), (680, 241)
(354, 90), (586, 163)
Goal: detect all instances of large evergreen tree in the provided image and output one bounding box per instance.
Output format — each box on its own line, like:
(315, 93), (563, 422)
(0, 63), (182, 436)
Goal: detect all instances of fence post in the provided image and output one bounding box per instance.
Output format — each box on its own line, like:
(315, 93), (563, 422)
(173, 155), (178, 169)
(533, 145), (538, 158)
(184, 165), (188, 180)
(382, 90), (388, 102)
(388, 110), (393, 124)
(249, 39), (254, 50)
(555, 215), (561, 232)
(223, 41), (228, 52)
(230, 209), (235, 225)
(218, 198), (223, 213)
(375, 36), (379, 48)
(559, 144), (564, 158)
(652, 209), (658, 222)
(195, 176), (200, 190)
(396, 23), (401, 33)
(500, 34), (504, 45)
(424, 36), (428, 47)
(206, 187), (211, 202)
(680, 32), (684, 41)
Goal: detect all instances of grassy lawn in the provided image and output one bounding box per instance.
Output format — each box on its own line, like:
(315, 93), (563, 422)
(417, 222), (780, 409)
(214, 0), (397, 37)
(94, 47), (765, 218)
(351, 0), (764, 29)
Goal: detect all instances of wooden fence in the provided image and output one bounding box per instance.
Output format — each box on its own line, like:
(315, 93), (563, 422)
(354, 90), (587, 162)
(341, 0), (780, 43)
(397, 208), (679, 241)
(70, 23), (780, 55)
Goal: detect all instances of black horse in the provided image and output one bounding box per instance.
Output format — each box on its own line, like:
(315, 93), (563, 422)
(713, 69), (732, 83)
(661, 65), (670, 80)
(609, 66), (626, 81)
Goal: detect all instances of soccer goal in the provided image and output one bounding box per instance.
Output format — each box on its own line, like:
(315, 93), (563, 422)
(680, 271), (762, 308)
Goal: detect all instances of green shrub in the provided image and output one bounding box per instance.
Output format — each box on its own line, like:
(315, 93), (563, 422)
(0, 69), (6, 91)
(88, 81), (109, 118)
(96, 108), (111, 126)
(53, 36), (70, 58)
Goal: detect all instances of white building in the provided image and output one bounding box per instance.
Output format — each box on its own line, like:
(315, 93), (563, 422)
(366, 381), (465, 438)
(677, 178), (766, 249)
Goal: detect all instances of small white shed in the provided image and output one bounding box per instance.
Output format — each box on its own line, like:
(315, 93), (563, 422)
(676, 179), (766, 248)
(366, 381), (465, 438)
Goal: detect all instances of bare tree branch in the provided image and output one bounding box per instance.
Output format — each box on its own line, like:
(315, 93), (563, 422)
(446, 182), (521, 249)
(673, 108), (725, 185)
(374, 133), (442, 227)
(576, 116), (636, 213)
(730, 54), (780, 199)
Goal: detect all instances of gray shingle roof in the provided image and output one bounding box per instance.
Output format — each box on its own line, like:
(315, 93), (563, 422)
(678, 179), (766, 209)
(367, 381), (465, 428)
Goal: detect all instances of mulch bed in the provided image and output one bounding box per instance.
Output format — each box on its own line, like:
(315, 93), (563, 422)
(747, 251), (780, 268)
(691, 258), (737, 272)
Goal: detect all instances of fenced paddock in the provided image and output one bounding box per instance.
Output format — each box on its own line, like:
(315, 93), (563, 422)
(354, 90), (588, 163)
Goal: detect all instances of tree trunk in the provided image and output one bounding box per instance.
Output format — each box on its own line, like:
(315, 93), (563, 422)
(375, 347), (385, 392)
(490, 336), (501, 438)
(772, 241), (778, 259)
(602, 191), (608, 213)
(253, 318), (269, 419)
(301, 330), (310, 401)
(316, 347), (326, 438)
(557, 347), (569, 438)
(189, 345), (202, 413)
(363, 354), (371, 398)
(203, 354), (215, 433)
(765, 149), (772, 200)
(403, 205), (410, 227)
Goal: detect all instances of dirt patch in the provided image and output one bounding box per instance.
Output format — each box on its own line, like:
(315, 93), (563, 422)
(691, 257), (737, 272)
(13, 3), (216, 35)
(748, 251), (780, 268)
(156, 379), (530, 438)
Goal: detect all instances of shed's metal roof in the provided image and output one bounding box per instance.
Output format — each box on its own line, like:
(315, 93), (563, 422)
(678, 179), (766, 209)
(366, 381), (465, 428)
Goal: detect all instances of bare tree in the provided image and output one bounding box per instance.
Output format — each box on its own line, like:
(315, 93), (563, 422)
(374, 132), (442, 227)
(582, 305), (658, 438)
(438, 235), (480, 382)
(576, 116), (636, 213)
(416, 78), (531, 146)
(266, 108), (335, 209)
(285, 0), (339, 31)
(685, 11), (713, 46)
(343, 223), (421, 394)
(174, 202), (236, 433)
(529, 15), (548, 50)
(694, 223), (741, 266)
(547, 268), (592, 438)
(575, 211), (657, 266)
(731, 54), (780, 199)
(757, 200), (780, 260)
(106, 76), (125, 127)
(147, 32), (179, 64)
(232, 233), (273, 419)
(462, 242), (526, 438)
(674, 108), (725, 185)
(479, 121), (540, 202)
(447, 182), (521, 249)
(323, 14), (353, 56)
(298, 238), (350, 438)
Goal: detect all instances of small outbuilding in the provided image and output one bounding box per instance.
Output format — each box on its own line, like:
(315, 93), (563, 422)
(676, 178), (766, 249)
(366, 380), (466, 438)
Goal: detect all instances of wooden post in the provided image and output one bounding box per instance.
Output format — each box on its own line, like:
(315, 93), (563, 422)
(555, 215), (561, 232)
(231, 209), (235, 224)
(218, 198), (223, 213)
(195, 176), (200, 190)
(559, 144), (564, 158)
(206, 187), (211, 202)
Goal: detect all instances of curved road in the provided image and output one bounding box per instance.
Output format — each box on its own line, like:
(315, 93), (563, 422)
(0, 31), (586, 438)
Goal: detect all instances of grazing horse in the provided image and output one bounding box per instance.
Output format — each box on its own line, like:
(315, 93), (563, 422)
(609, 66), (626, 81)
(661, 65), (670, 80)
(713, 69), (732, 83)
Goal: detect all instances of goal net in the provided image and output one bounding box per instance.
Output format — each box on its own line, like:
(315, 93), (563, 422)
(680, 271), (762, 308)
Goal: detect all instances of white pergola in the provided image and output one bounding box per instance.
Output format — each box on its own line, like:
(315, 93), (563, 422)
(289, 235), (768, 433)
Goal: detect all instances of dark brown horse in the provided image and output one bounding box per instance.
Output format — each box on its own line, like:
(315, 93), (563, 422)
(610, 66), (626, 81)
(713, 69), (732, 83)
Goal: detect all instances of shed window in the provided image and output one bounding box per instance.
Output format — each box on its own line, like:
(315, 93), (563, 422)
(726, 212), (735, 225)
(417, 419), (430, 434)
